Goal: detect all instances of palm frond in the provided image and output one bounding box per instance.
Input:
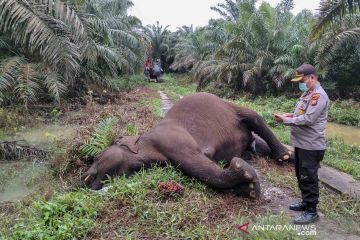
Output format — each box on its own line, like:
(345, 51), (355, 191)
(0, 56), (26, 90)
(79, 117), (119, 157)
(44, 72), (67, 103)
(0, 0), (81, 82)
(211, 0), (239, 21)
(315, 26), (360, 71)
(14, 62), (41, 108)
(311, 0), (360, 40)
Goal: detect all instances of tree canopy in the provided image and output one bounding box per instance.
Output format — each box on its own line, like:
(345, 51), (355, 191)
(1, 0), (359, 107)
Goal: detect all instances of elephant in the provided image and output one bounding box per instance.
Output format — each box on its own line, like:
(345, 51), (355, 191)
(83, 92), (290, 198)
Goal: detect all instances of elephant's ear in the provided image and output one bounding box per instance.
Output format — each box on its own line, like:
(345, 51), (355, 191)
(114, 135), (141, 154)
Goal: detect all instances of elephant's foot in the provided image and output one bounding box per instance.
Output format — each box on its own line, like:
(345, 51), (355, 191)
(227, 157), (261, 199)
(233, 180), (261, 199)
(228, 157), (257, 181)
(273, 146), (292, 163)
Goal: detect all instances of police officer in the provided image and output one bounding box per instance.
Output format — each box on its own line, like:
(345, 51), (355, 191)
(274, 63), (329, 224)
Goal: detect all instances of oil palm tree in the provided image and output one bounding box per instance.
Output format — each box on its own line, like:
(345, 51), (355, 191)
(310, 0), (360, 87)
(143, 21), (172, 69)
(313, 15), (360, 77)
(211, 0), (241, 21)
(270, 9), (314, 88)
(311, 0), (360, 39)
(0, 0), (146, 106)
(171, 31), (207, 71)
(196, 1), (286, 93)
(171, 21), (228, 75)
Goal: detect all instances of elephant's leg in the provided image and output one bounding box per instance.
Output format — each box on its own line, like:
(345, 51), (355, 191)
(235, 106), (291, 162)
(170, 152), (260, 198)
(151, 125), (260, 197)
(249, 133), (272, 157)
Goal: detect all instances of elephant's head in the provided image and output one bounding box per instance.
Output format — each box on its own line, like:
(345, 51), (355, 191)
(83, 135), (141, 190)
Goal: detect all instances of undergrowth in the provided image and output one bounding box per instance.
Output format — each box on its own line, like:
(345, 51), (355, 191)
(1, 166), (303, 239)
(79, 117), (118, 157)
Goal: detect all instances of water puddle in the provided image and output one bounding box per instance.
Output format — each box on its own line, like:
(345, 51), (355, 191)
(0, 161), (48, 202)
(2, 124), (77, 149)
(326, 122), (360, 146)
(0, 124), (77, 202)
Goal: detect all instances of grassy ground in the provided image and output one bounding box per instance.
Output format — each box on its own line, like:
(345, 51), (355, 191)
(0, 77), (302, 239)
(149, 73), (197, 99)
(1, 165), (306, 239)
(1, 73), (360, 239)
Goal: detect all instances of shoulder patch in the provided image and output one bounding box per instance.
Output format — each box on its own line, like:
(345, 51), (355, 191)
(312, 93), (320, 99)
(311, 93), (320, 106)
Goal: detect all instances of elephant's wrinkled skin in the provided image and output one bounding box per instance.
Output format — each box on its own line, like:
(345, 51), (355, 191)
(83, 92), (290, 198)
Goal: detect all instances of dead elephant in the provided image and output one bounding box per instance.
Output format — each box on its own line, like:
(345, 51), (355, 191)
(83, 92), (290, 198)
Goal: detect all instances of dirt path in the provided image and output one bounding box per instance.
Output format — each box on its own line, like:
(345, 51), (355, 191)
(158, 91), (173, 115)
(158, 91), (360, 240)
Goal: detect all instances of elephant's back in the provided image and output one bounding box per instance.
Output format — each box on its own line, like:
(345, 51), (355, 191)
(162, 92), (251, 159)
(164, 92), (235, 126)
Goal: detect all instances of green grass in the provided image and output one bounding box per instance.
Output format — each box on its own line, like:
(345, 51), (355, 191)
(101, 166), (315, 239)
(142, 97), (163, 118)
(235, 96), (295, 115)
(234, 95), (360, 127)
(114, 74), (149, 92)
(149, 73), (197, 100)
(324, 138), (360, 179)
(318, 187), (360, 235)
(0, 165), (302, 239)
(1, 190), (101, 240)
(329, 100), (360, 126)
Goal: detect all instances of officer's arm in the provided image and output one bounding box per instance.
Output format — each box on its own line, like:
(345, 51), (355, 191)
(283, 94), (327, 126)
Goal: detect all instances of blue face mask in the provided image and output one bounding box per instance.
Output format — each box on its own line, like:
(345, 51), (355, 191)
(299, 82), (308, 92)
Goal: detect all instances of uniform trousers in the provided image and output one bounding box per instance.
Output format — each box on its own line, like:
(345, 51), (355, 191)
(294, 147), (325, 209)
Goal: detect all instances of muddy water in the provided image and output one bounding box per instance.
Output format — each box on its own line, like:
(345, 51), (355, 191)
(3, 124), (77, 149)
(0, 124), (76, 202)
(0, 161), (45, 202)
(326, 122), (360, 146)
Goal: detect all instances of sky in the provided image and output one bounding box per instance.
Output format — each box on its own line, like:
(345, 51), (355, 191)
(129, 0), (321, 31)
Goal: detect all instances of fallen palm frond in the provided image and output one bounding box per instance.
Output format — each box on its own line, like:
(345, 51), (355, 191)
(79, 117), (119, 157)
(0, 141), (48, 161)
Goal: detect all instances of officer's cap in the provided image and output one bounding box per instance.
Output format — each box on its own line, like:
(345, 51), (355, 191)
(291, 64), (316, 82)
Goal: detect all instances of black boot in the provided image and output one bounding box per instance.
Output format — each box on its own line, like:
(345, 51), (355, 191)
(293, 208), (319, 224)
(289, 202), (307, 211)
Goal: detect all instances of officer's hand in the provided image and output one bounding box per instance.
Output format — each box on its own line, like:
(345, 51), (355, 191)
(283, 113), (293, 118)
(273, 114), (284, 123)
